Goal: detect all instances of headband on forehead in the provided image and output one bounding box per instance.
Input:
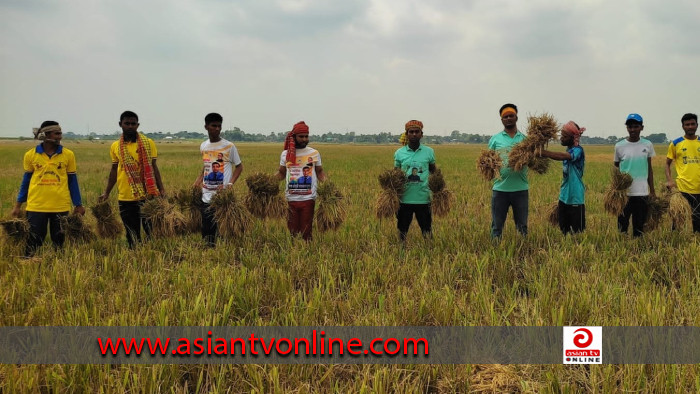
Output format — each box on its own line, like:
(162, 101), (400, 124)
(405, 120), (423, 131)
(32, 125), (61, 140)
(500, 107), (517, 117)
(562, 121), (585, 146)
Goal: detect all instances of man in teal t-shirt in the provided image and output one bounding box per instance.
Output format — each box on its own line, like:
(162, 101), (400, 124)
(488, 103), (529, 238)
(394, 120), (436, 241)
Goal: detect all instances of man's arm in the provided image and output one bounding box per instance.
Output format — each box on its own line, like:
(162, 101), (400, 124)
(647, 157), (655, 196)
(665, 157), (676, 189)
(193, 168), (204, 188)
(275, 165), (287, 180)
(99, 163), (119, 202)
(429, 163), (437, 174)
(152, 159), (165, 196)
(230, 163), (243, 185)
(539, 150), (572, 161)
(315, 165), (327, 182)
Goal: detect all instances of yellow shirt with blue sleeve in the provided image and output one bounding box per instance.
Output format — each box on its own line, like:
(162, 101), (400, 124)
(667, 136), (700, 194)
(21, 144), (77, 212)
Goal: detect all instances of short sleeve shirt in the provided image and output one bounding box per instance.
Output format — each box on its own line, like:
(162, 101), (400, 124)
(560, 146), (585, 205)
(109, 136), (158, 201)
(393, 144), (435, 204)
(667, 136), (700, 194)
(280, 147), (322, 201)
(488, 130), (529, 192)
(23, 144), (77, 212)
(614, 138), (655, 196)
(200, 138), (242, 203)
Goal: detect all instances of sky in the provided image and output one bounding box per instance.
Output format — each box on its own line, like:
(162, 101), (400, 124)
(1, 0), (699, 138)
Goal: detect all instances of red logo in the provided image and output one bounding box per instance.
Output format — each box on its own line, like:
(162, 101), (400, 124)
(573, 328), (593, 348)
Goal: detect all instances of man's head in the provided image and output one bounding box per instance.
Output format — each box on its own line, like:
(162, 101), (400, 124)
(681, 113), (697, 137)
(560, 121), (584, 147)
(405, 120), (424, 145)
(205, 112), (223, 142)
(211, 161), (221, 173)
(119, 110), (139, 135)
(303, 166), (311, 176)
(625, 113), (643, 142)
(292, 121), (310, 149)
(35, 120), (62, 144)
(499, 104), (518, 130)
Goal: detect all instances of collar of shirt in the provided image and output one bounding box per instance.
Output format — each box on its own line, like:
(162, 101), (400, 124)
(405, 144), (422, 152)
(35, 144), (63, 155)
(500, 130), (522, 138)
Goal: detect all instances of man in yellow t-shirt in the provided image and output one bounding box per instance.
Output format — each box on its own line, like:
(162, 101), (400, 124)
(665, 112), (700, 232)
(98, 111), (165, 247)
(12, 121), (85, 257)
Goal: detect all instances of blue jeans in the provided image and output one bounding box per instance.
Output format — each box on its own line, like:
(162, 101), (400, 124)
(491, 190), (528, 238)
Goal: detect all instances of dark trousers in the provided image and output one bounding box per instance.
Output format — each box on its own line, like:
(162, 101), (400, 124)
(680, 193), (700, 233)
(201, 203), (217, 247)
(396, 203), (432, 241)
(618, 196), (648, 237)
(558, 201), (586, 235)
(25, 211), (68, 257)
(287, 200), (315, 241)
(118, 200), (152, 248)
(491, 190), (528, 238)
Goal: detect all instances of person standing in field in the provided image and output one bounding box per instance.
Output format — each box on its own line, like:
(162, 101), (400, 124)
(489, 103), (529, 238)
(615, 113), (655, 237)
(12, 121), (85, 258)
(98, 111), (165, 248)
(538, 121), (586, 234)
(665, 112), (700, 232)
(192, 113), (243, 247)
(275, 121), (326, 241)
(394, 120), (436, 242)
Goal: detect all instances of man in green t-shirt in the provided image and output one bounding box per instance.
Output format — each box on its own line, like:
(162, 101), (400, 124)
(394, 120), (436, 241)
(488, 103), (529, 238)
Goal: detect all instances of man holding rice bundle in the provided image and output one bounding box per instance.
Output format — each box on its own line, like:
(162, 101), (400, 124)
(614, 113), (655, 237)
(394, 120), (436, 242)
(665, 113), (700, 232)
(12, 121), (85, 258)
(537, 121), (586, 234)
(99, 111), (165, 248)
(276, 121), (326, 241)
(193, 113), (243, 247)
(489, 104), (528, 238)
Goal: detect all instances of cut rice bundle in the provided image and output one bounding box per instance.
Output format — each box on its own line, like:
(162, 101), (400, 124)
(244, 173), (286, 219)
(645, 195), (670, 232)
(528, 155), (550, 175)
(141, 198), (187, 237)
(610, 166), (633, 191)
(315, 181), (347, 232)
(0, 217), (30, 242)
(378, 168), (406, 194)
(171, 187), (203, 233)
(428, 168), (446, 192)
(60, 213), (96, 243)
(209, 186), (252, 238)
(376, 190), (400, 219)
(507, 113), (558, 174)
(604, 189), (628, 216)
(90, 200), (123, 239)
(476, 149), (502, 181)
(526, 112), (559, 145)
(546, 201), (559, 227)
(669, 191), (692, 230)
(507, 140), (535, 172)
(428, 168), (454, 217)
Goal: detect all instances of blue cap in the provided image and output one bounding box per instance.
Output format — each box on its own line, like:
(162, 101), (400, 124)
(625, 113), (643, 124)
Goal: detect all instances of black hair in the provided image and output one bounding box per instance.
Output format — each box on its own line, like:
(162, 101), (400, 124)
(212, 161), (221, 167)
(205, 113), (223, 124)
(40, 120), (59, 128)
(499, 103), (518, 115)
(681, 113), (697, 123)
(120, 111), (138, 121)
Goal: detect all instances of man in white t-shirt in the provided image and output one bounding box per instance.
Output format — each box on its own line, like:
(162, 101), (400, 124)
(275, 121), (326, 241)
(614, 113), (655, 237)
(193, 113), (243, 247)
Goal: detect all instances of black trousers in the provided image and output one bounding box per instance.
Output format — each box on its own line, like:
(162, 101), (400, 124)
(118, 200), (152, 248)
(396, 203), (432, 241)
(558, 201), (585, 235)
(200, 203), (217, 247)
(681, 193), (700, 233)
(618, 196), (648, 237)
(25, 211), (68, 257)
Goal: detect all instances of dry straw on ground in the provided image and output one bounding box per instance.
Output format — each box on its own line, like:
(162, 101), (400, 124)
(376, 168), (406, 219)
(429, 168), (455, 217)
(171, 187), (203, 233)
(141, 198), (187, 237)
(603, 166), (634, 216)
(60, 213), (96, 243)
(0, 217), (30, 242)
(476, 149), (502, 181)
(315, 181), (347, 232)
(244, 172), (286, 219)
(468, 364), (523, 393)
(90, 201), (122, 239)
(210, 186), (252, 237)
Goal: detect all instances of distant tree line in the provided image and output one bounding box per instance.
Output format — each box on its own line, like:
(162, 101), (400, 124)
(48, 129), (670, 145)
